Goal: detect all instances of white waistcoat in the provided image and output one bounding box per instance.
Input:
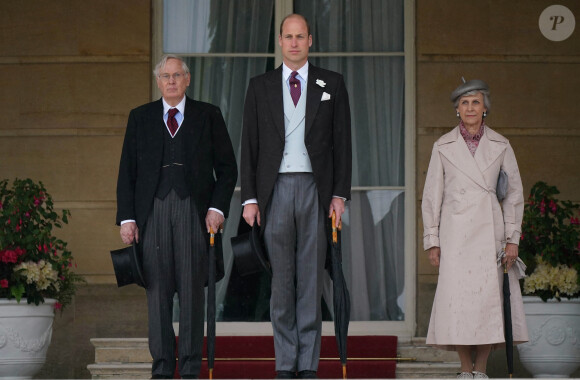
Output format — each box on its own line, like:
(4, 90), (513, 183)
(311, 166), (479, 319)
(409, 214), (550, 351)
(279, 79), (312, 173)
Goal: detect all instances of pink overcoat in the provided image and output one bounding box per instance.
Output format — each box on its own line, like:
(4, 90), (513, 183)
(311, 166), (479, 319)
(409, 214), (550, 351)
(422, 125), (529, 350)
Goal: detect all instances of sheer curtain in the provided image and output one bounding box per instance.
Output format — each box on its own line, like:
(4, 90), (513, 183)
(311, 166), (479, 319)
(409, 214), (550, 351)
(297, 0), (406, 320)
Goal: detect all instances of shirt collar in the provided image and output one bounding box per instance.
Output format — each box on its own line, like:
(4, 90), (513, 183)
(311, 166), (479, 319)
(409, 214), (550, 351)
(282, 62), (309, 82)
(162, 96), (186, 116)
(459, 121), (485, 142)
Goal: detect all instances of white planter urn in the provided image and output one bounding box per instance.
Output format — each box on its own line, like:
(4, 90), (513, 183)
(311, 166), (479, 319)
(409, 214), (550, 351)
(0, 298), (55, 379)
(517, 296), (580, 378)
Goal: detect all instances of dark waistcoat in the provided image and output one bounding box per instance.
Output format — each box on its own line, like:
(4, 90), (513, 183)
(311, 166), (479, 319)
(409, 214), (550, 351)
(155, 128), (189, 199)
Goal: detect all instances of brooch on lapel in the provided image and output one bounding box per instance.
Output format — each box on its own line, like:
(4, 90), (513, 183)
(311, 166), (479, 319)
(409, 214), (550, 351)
(316, 79), (326, 88)
(321, 92), (331, 101)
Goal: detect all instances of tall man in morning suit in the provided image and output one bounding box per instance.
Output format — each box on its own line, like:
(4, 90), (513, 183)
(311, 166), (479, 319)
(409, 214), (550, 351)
(241, 14), (352, 379)
(116, 55), (237, 379)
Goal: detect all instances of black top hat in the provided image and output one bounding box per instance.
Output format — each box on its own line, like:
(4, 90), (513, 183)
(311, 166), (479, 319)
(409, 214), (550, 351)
(230, 224), (271, 277)
(110, 243), (147, 288)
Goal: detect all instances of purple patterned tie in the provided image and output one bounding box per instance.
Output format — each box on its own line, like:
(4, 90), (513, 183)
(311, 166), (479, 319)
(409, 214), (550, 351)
(289, 71), (301, 106)
(167, 108), (179, 137)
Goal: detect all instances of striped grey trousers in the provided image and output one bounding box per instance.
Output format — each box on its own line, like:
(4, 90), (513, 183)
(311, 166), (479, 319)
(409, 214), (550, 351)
(142, 190), (206, 378)
(264, 173), (326, 372)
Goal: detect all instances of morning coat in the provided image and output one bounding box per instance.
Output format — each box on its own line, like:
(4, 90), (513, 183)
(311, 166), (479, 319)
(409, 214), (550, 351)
(240, 63), (352, 227)
(116, 97), (238, 233)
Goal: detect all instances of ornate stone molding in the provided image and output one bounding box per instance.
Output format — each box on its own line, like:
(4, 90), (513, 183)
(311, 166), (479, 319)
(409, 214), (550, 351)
(0, 322), (53, 353)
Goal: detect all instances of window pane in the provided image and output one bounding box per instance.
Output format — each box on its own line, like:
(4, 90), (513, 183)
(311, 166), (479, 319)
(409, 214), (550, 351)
(295, 0), (404, 53)
(164, 0), (275, 53)
(165, 1), (408, 324)
(310, 56), (405, 187)
(342, 190), (405, 321)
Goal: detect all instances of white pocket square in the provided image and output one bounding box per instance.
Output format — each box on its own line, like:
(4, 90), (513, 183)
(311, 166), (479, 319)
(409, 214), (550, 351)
(321, 92), (331, 101)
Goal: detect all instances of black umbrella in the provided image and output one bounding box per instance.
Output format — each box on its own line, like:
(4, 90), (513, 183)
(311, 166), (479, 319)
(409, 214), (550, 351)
(503, 261), (514, 378)
(330, 211), (350, 379)
(207, 227), (217, 379)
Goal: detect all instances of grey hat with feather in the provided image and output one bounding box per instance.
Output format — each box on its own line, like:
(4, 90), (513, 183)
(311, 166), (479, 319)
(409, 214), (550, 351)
(450, 77), (489, 102)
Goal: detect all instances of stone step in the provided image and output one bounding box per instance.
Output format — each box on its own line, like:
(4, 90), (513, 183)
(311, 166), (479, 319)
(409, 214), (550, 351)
(397, 337), (460, 363)
(87, 337), (461, 379)
(396, 362), (461, 378)
(91, 338), (151, 364)
(87, 363), (151, 379)
(395, 338), (460, 378)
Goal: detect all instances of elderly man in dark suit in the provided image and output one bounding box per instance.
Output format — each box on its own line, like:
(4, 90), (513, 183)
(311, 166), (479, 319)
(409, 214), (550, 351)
(241, 14), (352, 379)
(116, 54), (237, 379)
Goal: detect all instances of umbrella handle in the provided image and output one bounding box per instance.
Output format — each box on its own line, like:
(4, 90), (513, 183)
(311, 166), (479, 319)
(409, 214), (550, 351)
(209, 224), (224, 246)
(331, 211), (343, 243)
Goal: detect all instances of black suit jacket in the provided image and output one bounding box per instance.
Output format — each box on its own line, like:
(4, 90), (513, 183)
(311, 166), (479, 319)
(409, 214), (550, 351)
(241, 63), (352, 226)
(116, 97), (238, 232)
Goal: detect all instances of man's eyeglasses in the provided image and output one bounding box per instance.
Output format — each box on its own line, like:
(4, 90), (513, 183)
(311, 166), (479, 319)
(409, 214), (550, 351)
(158, 73), (187, 81)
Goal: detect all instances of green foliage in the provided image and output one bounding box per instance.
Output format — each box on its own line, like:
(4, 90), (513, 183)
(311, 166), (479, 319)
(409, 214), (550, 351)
(520, 181), (580, 301)
(0, 178), (85, 310)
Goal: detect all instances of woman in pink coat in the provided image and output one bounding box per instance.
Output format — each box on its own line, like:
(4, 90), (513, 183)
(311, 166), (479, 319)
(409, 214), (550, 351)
(422, 79), (528, 379)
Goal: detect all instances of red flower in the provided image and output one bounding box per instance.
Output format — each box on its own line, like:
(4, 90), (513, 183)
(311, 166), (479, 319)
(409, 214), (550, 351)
(0, 279), (8, 288)
(549, 200), (557, 213)
(0, 247), (25, 264)
(1, 250), (17, 263)
(54, 302), (63, 310)
(571, 217), (580, 225)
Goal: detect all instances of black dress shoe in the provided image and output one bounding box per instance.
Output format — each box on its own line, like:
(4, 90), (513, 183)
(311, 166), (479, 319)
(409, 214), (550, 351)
(298, 370), (318, 379)
(151, 375), (172, 379)
(276, 370), (297, 379)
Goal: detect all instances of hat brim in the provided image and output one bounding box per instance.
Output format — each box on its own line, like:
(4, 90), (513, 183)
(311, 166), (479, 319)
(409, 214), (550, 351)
(110, 243), (147, 288)
(231, 225), (271, 277)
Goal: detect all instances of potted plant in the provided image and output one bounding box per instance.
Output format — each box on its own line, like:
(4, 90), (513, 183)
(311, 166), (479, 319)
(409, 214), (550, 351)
(517, 181), (580, 378)
(0, 178), (84, 378)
